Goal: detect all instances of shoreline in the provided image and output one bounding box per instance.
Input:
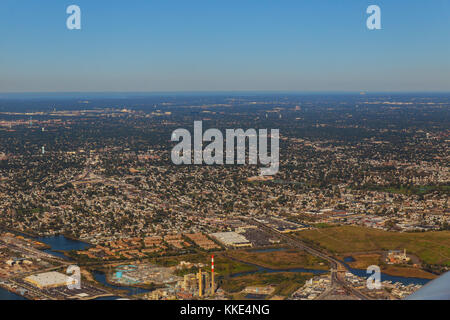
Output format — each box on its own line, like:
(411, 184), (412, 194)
(0, 283), (31, 300)
(348, 265), (437, 280)
(338, 254), (438, 280)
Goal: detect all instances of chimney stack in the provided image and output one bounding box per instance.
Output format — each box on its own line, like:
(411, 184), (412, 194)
(211, 255), (215, 296)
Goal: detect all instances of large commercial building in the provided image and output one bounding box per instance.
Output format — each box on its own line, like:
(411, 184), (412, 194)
(209, 232), (251, 248)
(24, 271), (75, 289)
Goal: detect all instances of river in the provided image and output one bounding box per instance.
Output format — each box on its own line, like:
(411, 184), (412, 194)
(230, 249), (431, 286)
(0, 237), (432, 300)
(0, 288), (27, 300)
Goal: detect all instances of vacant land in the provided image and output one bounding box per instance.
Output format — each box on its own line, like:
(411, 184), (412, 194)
(294, 226), (450, 266)
(381, 265), (437, 279)
(226, 249), (329, 270)
(150, 252), (257, 276)
(221, 272), (312, 297)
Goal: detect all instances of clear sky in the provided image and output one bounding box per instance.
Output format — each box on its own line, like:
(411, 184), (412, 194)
(0, 0), (449, 93)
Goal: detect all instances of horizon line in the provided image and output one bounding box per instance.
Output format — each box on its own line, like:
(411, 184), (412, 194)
(1, 90), (450, 96)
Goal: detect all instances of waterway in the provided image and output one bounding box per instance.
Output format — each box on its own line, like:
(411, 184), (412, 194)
(230, 250), (431, 286)
(34, 235), (91, 260)
(341, 257), (430, 286)
(0, 236), (432, 300)
(231, 261), (430, 285)
(0, 288), (27, 300)
(0, 235), (91, 300)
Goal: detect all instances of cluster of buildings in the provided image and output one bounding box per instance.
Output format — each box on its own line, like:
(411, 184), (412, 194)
(18, 270), (112, 300)
(142, 257), (219, 300)
(78, 234), (195, 261)
(0, 233), (114, 300)
(0, 233), (54, 279)
(291, 275), (332, 300)
(386, 250), (411, 265)
(344, 272), (422, 300)
(75, 227), (284, 262)
(185, 233), (220, 250)
(111, 263), (182, 286)
(291, 270), (426, 300)
(318, 209), (449, 232)
(0, 99), (448, 301)
(0, 117), (447, 245)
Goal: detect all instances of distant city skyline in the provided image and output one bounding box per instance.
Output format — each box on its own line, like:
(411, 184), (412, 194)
(1, 0), (449, 93)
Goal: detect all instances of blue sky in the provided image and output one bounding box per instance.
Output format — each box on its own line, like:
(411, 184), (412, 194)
(0, 0), (449, 92)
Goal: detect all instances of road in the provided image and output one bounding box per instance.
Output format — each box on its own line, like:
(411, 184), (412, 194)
(247, 218), (371, 300)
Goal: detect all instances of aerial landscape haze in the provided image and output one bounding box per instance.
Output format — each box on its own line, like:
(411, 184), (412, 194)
(0, 1), (448, 316)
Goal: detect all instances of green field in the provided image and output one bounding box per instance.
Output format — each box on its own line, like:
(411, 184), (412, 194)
(294, 226), (450, 266)
(226, 249), (329, 270)
(221, 272), (312, 297)
(150, 252), (257, 276)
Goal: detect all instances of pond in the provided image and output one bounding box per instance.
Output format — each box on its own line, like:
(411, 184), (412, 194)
(34, 235), (91, 260)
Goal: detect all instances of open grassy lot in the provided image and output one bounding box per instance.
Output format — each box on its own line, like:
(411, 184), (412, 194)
(226, 249), (329, 270)
(294, 226), (450, 266)
(221, 272), (312, 297)
(150, 252), (257, 276)
(381, 265), (437, 279)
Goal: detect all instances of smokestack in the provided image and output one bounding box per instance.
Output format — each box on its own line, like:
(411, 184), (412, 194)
(211, 255), (215, 296)
(198, 268), (202, 297)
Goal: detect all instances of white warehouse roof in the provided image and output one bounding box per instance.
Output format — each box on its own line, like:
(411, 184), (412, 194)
(210, 232), (251, 246)
(25, 271), (74, 288)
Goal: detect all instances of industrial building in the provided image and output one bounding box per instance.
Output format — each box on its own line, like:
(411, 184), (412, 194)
(24, 271), (75, 289)
(180, 256), (216, 298)
(386, 249), (411, 264)
(209, 232), (251, 248)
